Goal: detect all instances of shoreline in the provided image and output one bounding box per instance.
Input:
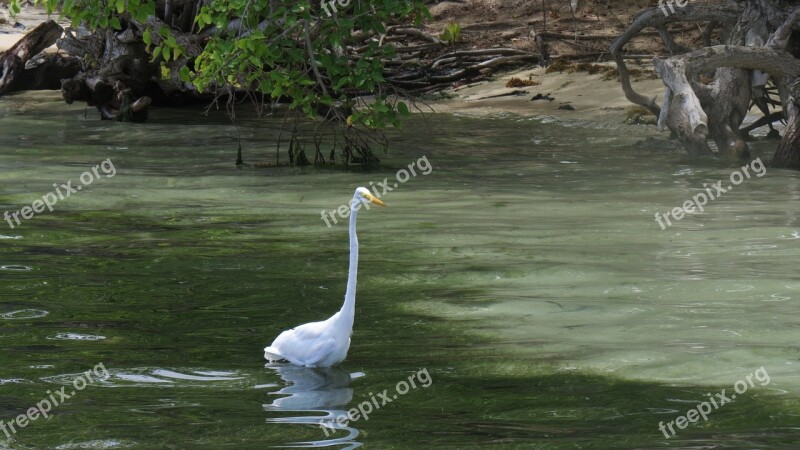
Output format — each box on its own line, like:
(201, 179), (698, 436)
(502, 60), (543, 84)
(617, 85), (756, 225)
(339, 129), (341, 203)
(0, 8), (767, 130)
(425, 62), (664, 124)
(0, 6), (64, 53)
(0, 5), (665, 127)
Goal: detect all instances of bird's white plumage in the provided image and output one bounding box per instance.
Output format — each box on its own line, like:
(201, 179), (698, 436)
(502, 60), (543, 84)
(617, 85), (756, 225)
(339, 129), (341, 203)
(264, 187), (381, 367)
(264, 313), (350, 367)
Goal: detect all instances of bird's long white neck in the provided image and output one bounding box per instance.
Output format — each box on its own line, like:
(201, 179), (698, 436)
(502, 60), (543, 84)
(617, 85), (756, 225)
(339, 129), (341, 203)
(338, 200), (359, 325)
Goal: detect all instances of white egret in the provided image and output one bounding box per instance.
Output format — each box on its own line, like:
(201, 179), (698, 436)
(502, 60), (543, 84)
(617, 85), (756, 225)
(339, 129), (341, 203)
(264, 187), (386, 367)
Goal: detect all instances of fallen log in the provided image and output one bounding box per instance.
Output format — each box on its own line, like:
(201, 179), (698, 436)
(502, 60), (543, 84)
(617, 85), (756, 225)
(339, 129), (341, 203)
(14, 54), (82, 91)
(0, 20), (79, 95)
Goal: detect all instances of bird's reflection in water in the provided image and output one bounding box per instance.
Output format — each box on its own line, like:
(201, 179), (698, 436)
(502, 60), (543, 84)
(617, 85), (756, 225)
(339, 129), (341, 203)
(264, 363), (363, 449)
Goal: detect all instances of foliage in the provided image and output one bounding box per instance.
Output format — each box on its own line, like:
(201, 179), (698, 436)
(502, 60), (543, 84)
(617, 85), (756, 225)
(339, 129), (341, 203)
(440, 22), (461, 44)
(10, 0), (428, 132)
(24, 0), (154, 32)
(192, 0), (426, 128)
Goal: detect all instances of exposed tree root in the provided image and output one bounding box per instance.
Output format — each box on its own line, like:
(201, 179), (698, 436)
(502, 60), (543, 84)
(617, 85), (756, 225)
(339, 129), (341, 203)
(612, 1), (800, 167)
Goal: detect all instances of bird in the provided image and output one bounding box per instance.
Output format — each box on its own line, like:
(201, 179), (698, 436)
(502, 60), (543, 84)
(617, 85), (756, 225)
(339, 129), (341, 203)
(264, 187), (386, 367)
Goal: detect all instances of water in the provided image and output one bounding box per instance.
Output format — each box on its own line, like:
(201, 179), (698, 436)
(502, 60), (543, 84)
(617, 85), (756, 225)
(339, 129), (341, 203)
(1, 91), (799, 449)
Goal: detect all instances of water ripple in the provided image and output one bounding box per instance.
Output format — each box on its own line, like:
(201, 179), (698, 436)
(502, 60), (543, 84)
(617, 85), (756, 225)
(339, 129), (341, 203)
(264, 364), (362, 449)
(0, 309), (49, 320)
(0, 378), (31, 385)
(41, 368), (245, 388)
(0, 265), (32, 271)
(54, 439), (137, 449)
(48, 333), (107, 341)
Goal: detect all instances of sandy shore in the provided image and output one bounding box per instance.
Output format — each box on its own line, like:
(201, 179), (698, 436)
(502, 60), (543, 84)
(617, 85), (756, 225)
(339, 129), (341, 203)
(427, 61), (665, 124)
(0, 6), (65, 53)
(0, 34), (57, 53)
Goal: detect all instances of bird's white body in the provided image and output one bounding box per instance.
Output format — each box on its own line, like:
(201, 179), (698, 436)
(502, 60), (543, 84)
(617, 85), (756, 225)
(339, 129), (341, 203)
(264, 187), (383, 367)
(264, 310), (353, 367)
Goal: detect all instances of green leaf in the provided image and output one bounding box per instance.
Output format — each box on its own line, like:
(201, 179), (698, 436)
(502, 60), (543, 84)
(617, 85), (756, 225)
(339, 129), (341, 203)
(333, 77), (348, 90)
(180, 0), (429, 133)
(142, 29), (151, 46)
(62, 0), (75, 15)
(194, 12), (209, 26)
(151, 46), (162, 62)
(179, 66), (191, 82)
(115, 0), (124, 14)
(397, 101), (410, 115)
(110, 17), (121, 30)
(374, 102), (389, 113)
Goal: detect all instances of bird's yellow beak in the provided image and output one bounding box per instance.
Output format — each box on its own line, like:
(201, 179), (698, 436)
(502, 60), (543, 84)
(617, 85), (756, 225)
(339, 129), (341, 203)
(363, 193), (386, 206)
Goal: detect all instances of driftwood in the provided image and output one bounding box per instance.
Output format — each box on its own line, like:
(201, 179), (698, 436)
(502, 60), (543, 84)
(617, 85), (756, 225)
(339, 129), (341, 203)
(0, 20), (80, 95)
(383, 41), (539, 91)
(57, 24), (159, 122)
(0, 4), (207, 122)
(55, 14), (209, 122)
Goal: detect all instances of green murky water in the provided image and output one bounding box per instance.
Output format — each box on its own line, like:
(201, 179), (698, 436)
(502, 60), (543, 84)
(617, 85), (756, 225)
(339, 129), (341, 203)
(1, 91), (799, 449)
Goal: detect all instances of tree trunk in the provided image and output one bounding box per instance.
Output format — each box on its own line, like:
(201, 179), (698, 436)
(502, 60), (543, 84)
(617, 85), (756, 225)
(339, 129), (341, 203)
(613, 0), (800, 168)
(0, 20), (80, 95)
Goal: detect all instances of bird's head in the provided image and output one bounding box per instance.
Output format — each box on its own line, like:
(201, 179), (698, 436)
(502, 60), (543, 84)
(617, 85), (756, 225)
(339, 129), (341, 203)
(354, 187), (386, 207)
